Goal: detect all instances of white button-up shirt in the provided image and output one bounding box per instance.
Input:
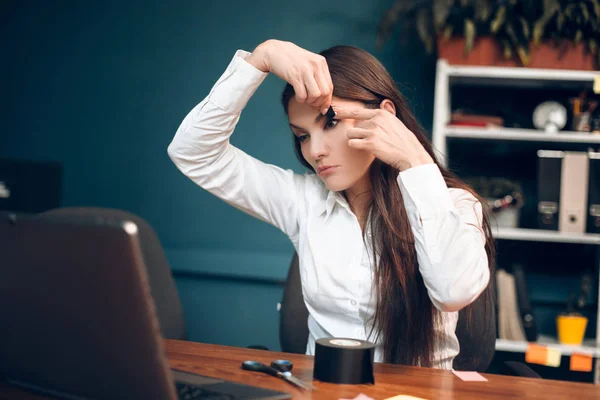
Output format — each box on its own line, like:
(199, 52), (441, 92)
(168, 50), (490, 369)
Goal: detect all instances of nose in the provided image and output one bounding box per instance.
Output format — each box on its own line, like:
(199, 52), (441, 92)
(307, 133), (328, 162)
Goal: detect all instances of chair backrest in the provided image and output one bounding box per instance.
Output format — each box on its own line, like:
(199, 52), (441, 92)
(38, 207), (187, 341)
(279, 253), (309, 354)
(279, 252), (496, 372)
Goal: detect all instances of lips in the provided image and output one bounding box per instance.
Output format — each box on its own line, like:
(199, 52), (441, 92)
(317, 165), (338, 176)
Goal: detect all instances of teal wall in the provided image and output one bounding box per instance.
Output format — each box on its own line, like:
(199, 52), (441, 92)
(1, 1), (435, 350)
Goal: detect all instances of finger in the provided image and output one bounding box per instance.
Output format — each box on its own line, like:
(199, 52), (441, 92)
(319, 61), (334, 114)
(313, 70), (331, 111)
(347, 138), (370, 150)
(333, 106), (379, 120)
(354, 119), (379, 131)
(346, 127), (372, 140)
(302, 70), (322, 106)
(292, 80), (308, 103)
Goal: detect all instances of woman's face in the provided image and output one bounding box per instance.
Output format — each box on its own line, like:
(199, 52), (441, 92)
(287, 96), (375, 193)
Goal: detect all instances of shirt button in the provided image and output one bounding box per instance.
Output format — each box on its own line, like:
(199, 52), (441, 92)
(351, 299), (357, 306)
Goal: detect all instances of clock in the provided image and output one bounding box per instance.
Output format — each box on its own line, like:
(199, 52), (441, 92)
(533, 101), (567, 133)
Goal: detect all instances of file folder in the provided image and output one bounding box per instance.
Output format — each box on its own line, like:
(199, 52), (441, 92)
(588, 151), (600, 234)
(537, 150), (564, 230)
(559, 152), (589, 233)
(512, 263), (538, 342)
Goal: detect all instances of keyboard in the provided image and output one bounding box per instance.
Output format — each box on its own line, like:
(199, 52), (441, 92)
(176, 382), (236, 400)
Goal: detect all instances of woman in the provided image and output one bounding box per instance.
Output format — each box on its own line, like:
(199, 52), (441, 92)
(168, 39), (495, 369)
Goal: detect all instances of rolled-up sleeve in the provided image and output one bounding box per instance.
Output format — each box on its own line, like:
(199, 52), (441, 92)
(397, 163), (490, 312)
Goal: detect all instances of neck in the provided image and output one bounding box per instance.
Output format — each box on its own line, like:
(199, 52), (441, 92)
(344, 178), (372, 228)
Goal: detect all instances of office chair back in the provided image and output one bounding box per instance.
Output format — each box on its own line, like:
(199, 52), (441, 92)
(38, 207), (187, 341)
(279, 252), (496, 372)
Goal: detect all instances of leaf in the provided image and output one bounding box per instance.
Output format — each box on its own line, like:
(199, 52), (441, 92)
(376, 0), (429, 48)
(376, 0), (404, 49)
(533, 19), (547, 46)
(580, 3), (590, 24)
(464, 19), (476, 55)
(442, 25), (454, 41)
(432, 0), (451, 31)
(519, 16), (530, 39)
(491, 5), (506, 33)
(501, 39), (512, 59)
(592, 0), (600, 18)
(557, 10), (565, 31)
(589, 39), (597, 55)
(517, 46), (530, 66)
(533, 7), (553, 46)
(474, 0), (492, 21)
(417, 8), (435, 53)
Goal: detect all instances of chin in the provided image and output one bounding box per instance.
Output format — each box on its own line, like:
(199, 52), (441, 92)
(320, 176), (352, 192)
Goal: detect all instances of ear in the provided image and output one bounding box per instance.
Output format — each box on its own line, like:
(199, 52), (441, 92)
(380, 99), (396, 115)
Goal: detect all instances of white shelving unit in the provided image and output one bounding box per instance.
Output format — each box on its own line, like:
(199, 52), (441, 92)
(493, 227), (600, 245)
(496, 336), (600, 357)
(432, 59), (600, 383)
(445, 126), (600, 144)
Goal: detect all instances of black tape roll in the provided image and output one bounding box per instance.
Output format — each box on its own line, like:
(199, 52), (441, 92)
(313, 338), (376, 384)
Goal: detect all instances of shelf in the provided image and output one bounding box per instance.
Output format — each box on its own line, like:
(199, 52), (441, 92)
(493, 227), (600, 245)
(496, 335), (600, 357)
(445, 62), (598, 88)
(445, 126), (600, 144)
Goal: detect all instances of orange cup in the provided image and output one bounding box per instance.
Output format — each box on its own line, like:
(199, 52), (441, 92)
(556, 315), (588, 345)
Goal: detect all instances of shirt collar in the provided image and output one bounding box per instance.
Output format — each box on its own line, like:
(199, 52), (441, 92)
(323, 190), (351, 221)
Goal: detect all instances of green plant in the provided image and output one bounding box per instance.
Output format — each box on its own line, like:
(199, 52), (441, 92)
(377, 0), (600, 66)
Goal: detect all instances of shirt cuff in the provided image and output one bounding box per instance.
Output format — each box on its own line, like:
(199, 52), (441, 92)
(397, 164), (454, 224)
(208, 49), (269, 113)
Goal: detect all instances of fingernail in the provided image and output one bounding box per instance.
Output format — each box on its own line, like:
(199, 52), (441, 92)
(321, 107), (329, 115)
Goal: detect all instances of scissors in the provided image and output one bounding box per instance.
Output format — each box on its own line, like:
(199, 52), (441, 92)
(241, 359), (316, 391)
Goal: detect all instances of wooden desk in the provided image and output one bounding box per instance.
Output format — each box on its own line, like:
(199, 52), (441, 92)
(2, 340), (600, 399)
(167, 340), (599, 399)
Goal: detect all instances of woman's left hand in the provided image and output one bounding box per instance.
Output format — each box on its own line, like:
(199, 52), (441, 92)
(333, 106), (434, 172)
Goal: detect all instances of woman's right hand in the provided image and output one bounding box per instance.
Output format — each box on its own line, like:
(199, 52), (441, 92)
(246, 39), (333, 114)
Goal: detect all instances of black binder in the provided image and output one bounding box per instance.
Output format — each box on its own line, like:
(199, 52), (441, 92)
(537, 150), (563, 230)
(512, 263), (538, 342)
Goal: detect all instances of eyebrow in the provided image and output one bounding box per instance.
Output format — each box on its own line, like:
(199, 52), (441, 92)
(289, 113), (328, 134)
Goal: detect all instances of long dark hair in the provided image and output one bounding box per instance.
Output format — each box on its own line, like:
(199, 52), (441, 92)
(281, 45), (496, 366)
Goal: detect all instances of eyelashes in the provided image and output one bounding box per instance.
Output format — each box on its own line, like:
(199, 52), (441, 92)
(324, 119), (339, 129)
(295, 119), (340, 143)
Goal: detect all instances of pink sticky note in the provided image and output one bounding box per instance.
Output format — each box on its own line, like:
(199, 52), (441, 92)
(452, 370), (488, 382)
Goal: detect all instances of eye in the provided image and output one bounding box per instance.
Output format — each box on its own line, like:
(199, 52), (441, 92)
(324, 119), (339, 130)
(297, 134), (309, 143)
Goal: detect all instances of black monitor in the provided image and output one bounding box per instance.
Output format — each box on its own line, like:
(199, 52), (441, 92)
(0, 158), (62, 213)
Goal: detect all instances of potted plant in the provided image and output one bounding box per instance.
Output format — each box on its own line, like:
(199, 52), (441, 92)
(556, 272), (592, 345)
(463, 176), (524, 228)
(377, 0), (600, 70)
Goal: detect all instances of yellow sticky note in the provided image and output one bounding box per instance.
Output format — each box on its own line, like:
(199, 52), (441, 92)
(594, 76), (600, 94)
(546, 348), (562, 367)
(384, 396), (428, 400)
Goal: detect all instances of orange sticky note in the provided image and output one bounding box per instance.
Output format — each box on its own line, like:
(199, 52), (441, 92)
(570, 353), (593, 372)
(525, 344), (548, 365)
